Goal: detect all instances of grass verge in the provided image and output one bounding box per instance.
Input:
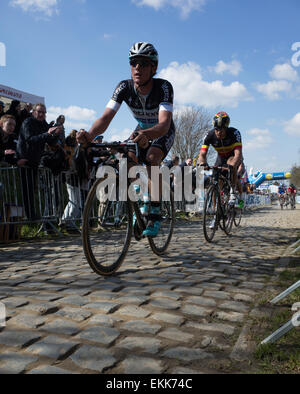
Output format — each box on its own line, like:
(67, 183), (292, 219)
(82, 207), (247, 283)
(249, 267), (300, 374)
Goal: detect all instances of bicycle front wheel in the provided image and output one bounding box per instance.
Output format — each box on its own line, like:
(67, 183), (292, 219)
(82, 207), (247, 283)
(203, 185), (219, 243)
(82, 178), (132, 276)
(219, 182), (234, 235)
(233, 206), (243, 227)
(148, 194), (175, 256)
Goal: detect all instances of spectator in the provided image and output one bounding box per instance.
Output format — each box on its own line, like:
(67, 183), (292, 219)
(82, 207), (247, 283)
(16, 103), (62, 220)
(61, 132), (95, 231)
(179, 158), (193, 178)
(0, 115), (27, 166)
(20, 102), (33, 123)
(0, 101), (5, 118)
(54, 115), (66, 146)
(5, 100), (22, 136)
(178, 158), (196, 211)
(163, 155), (180, 187)
(73, 139), (93, 212)
(164, 154), (180, 169)
(60, 130), (82, 232)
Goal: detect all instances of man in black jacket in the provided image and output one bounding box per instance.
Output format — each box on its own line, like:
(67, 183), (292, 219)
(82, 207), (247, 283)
(20, 102), (33, 124)
(17, 103), (62, 220)
(0, 101), (5, 118)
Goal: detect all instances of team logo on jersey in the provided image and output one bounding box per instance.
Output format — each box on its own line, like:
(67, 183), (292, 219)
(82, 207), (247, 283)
(234, 130), (242, 143)
(112, 82), (127, 101)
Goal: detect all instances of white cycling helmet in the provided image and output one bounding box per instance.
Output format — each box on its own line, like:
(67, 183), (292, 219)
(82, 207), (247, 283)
(129, 42), (158, 65)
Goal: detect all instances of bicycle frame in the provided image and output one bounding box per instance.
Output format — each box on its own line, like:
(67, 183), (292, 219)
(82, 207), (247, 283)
(209, 166), (232, 223)
(90, 141), (146, 235)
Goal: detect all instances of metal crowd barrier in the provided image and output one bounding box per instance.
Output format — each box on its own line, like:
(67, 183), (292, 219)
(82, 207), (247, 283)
(0, 163), (273, 241)
(174, 192), (271, 215)
(261, 282), (300, 344)
(0, 165), (86, 241)
(245, 194), (271, 207)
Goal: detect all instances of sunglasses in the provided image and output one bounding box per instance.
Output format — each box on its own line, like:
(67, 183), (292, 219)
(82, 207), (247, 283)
(130, 59), (152, 68)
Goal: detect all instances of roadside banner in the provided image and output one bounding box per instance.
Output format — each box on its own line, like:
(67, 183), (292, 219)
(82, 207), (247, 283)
(0, 84), (45, 105)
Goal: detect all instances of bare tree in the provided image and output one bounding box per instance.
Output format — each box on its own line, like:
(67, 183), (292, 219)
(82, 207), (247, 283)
(291, 165), (300, 187)
(171, 106), (216, 164)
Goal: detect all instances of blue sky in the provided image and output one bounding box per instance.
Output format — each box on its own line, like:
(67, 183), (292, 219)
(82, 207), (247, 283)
(1, 0), (300, 173)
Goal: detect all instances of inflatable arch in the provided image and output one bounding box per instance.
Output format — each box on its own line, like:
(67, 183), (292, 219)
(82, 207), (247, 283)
(249, 171), (291, 188)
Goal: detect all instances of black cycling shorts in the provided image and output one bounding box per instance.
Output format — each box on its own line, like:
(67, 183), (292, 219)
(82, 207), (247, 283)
(127, 125), (175, 165)
(214, 153), (238, 179)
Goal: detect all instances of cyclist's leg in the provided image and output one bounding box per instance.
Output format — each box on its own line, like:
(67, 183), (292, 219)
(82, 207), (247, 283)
(278, 193), (283, 208)
(227, 156), (243, 207)
(142, 147), (164, 237)
(214, 155), (226, 210)
(142, 129), (175, 237)
(292, 193), (296, 207)
(237, 162), (245, 195)
(227, 157), (242, 193)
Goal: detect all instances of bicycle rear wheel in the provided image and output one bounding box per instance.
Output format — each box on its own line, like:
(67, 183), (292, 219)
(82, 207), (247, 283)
(148, 193), (175, 255)
(82, 178), (132, 276)
(203, 185), (219, 243)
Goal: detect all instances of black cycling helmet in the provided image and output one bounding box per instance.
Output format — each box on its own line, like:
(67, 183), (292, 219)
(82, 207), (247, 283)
(213, 111), (230, 129)
(129, 42), (159, 65)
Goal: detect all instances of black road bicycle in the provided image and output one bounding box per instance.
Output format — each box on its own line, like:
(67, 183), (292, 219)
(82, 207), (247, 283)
(202, 165), (242, 243)
(82, 141), (175, 276)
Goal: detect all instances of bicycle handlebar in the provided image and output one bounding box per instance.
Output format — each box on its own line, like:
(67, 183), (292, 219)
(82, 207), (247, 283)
(199, 164), (230, 172)
(87, 141), (139, 158)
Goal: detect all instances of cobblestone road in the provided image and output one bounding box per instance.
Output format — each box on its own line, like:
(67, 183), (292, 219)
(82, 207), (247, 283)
(0, 205), (299, 374)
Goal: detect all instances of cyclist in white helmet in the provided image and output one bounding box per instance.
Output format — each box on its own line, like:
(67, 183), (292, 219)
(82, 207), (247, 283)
(77, 42), (175, 237)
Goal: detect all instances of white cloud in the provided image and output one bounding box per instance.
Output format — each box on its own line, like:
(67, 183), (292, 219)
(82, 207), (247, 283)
(244, 128), (273, 150)
(269, 63), (299, 82)
(255, 63), (298, 101)
(247, 128), (271, 136)
(10, 0), (59, 16)
(255, 80), (292, 100)
(132, 0), (207, 18)
(110, 128), (132, 142)
(210, 60), (242, 76)
(283, 113), (300, 136)
(47, 105), (97, 133)
(103, 33), (113, 40)
(158, 61), (252, 108)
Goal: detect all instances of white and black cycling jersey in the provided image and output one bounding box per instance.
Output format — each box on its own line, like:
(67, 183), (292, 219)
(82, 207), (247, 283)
(107, 78), (175, 131)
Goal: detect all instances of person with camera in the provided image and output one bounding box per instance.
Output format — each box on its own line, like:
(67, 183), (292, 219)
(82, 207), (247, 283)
(53, 114), (66, 146)
(16, 103), (62, 221)
(59, 130), (82, 233)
